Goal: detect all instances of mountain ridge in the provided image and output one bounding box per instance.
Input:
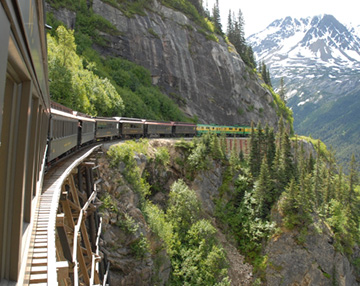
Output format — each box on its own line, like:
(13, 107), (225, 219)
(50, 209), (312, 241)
(247, 14), (360, 168)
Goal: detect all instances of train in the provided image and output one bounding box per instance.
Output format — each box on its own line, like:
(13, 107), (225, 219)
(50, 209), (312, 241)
(47, 101), (252, 164)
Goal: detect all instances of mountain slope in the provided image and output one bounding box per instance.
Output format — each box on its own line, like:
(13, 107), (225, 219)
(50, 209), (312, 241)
(46, 0), (289, 128)
(248, 15), (360, 168)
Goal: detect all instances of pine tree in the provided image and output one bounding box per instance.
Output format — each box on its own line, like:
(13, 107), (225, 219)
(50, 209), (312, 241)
(282, 178), (299, 215)
(212, 0), (222, 34)
(348, 154), (357, 205)
(249, 122), (260, 177)
(255, 155), (274, 218)
(348, 154), (358, 217)
(337, 166), (344, 203)
(279, 131), (294, 191)
(227, 10), (233, 37)
(313, 140), (322, 208)
(188, 0), (204, 15)
(279, 77), (286, 101)
(265, 126), (276, 172)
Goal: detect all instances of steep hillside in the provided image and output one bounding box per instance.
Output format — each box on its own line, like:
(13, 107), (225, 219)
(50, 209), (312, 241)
(248, 14), (360, 168)
(46, 0), (287, 128)
(97, 137), (360, 285)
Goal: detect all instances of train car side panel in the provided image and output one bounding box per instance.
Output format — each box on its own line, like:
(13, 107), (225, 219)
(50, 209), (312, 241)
(48, 112), (78, 161)
(96, 118), (118, 139)
(0, 0), (50, 282)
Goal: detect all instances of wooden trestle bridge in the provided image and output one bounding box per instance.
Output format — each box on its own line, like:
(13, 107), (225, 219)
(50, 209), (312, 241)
(28, 145), (109, 285)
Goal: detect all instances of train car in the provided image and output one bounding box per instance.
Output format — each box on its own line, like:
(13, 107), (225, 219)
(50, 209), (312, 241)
(173, 121), (196, 137)
(0, 0), (51, 282)
(145, 120), (173, 137)
(196, 124), (251, 137)
(95, 117), (119, 139)
(117, 117), (145, 138)
(48, 108), (78, 162)
(74, 111), (96, 145)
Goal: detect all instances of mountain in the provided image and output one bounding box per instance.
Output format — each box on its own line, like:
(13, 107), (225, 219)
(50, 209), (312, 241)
(45, 0), (286, 129)
(248, 15), (360, 167)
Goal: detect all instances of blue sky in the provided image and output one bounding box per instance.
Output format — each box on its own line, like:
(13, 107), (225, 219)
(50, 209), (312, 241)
(206, 0), (360, 36)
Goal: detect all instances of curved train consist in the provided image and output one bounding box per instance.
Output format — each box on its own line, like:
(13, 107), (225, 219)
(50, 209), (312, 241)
(48, 101), (252, 164)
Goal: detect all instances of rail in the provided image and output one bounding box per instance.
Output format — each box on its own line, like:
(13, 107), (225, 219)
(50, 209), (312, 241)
(28, 144), (107, 285)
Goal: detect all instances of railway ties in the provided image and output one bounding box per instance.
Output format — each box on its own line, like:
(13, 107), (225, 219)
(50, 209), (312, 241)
(27, 145), (108, 285)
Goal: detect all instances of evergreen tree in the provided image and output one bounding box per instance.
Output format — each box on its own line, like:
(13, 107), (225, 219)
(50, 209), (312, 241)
(211, 0), (223, 34)
(255, 155), (274, 218)
(249, 122), (260, 177)
(279, 77), (286, 101)
(265, 125), (276, 172)
(348, 154), (357, 205)
(336, 166), (344, 203)
(348, 154), (358, 217)
(225, 9), (255, 68)
(245, 46), (256, 69)
(227, 10), (233, 38)
(279, 131), (294, 191)
(188, 0), (204, 15)
(313, 141), (323, 208)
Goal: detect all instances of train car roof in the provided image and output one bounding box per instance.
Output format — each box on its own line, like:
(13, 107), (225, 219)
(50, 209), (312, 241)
(94, 117), (118, 122)
(115, 117), (145, 124)
(197, 123), (251, 128)
(114, 116), (145, 121)
(51, 108), (78, 120)
(73, 111), (96, 122)
(173, 121), (196, 126)
(145, 120), (173, 126)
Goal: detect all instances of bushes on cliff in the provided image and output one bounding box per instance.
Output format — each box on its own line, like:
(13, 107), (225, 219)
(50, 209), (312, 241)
(46, 10), (188, 121)
(47, 26), (125, 116)
(144, 180), (230, 286)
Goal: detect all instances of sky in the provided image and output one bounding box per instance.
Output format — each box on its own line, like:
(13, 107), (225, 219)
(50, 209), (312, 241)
(206, 0), (360, 36)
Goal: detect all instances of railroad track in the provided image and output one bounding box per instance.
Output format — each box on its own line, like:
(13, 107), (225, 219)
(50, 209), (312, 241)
(28, 145), (102, 285)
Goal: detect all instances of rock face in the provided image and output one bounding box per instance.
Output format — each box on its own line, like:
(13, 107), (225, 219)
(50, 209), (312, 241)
(97, 140), (254, 285)
(98, 151), (171, 286)
(266, 215), (359, 285)
(47, 0), (279, 126)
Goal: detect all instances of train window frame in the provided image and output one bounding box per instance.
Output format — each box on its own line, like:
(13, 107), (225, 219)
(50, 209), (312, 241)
(0, 6), (11, 146)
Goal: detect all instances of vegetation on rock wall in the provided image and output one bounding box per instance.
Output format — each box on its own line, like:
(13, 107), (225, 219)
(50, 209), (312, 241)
(47, 26), (124, 115)
(103, 123), (360, 284)
(106, 141), (230, 285)
(46, 7), (188, 120)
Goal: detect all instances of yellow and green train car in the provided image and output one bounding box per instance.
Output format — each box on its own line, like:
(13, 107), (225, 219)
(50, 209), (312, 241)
(196, 124), (252, 137)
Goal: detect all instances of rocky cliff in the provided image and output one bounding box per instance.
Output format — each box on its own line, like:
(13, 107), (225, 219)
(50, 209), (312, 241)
(46, 0), (279, 126)
(96, 139), (359, 285)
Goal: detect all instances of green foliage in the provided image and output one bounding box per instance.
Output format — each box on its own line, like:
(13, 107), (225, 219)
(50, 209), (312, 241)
(263, 84), (294, 135)
(99, 193), (118, 213)
(102, 0), (150, 17)
(103, 57), (187, 121)
(295, 136), (331, 162)
(107, 140), (150, 203)
(226, 9), (256, 68)
(46, 0), (77, 10)
(47, 3), (188, 121)
(144, 180), (230, 285)
(47, 26), (124, 116)
(130, 234), (150, 258)
(155, 147), (170, 167)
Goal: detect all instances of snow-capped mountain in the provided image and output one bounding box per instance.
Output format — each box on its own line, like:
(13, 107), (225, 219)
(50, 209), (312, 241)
(247, 14), (360, 107)
(247, 15), (360, 168)
(249, 15), (360, 70)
